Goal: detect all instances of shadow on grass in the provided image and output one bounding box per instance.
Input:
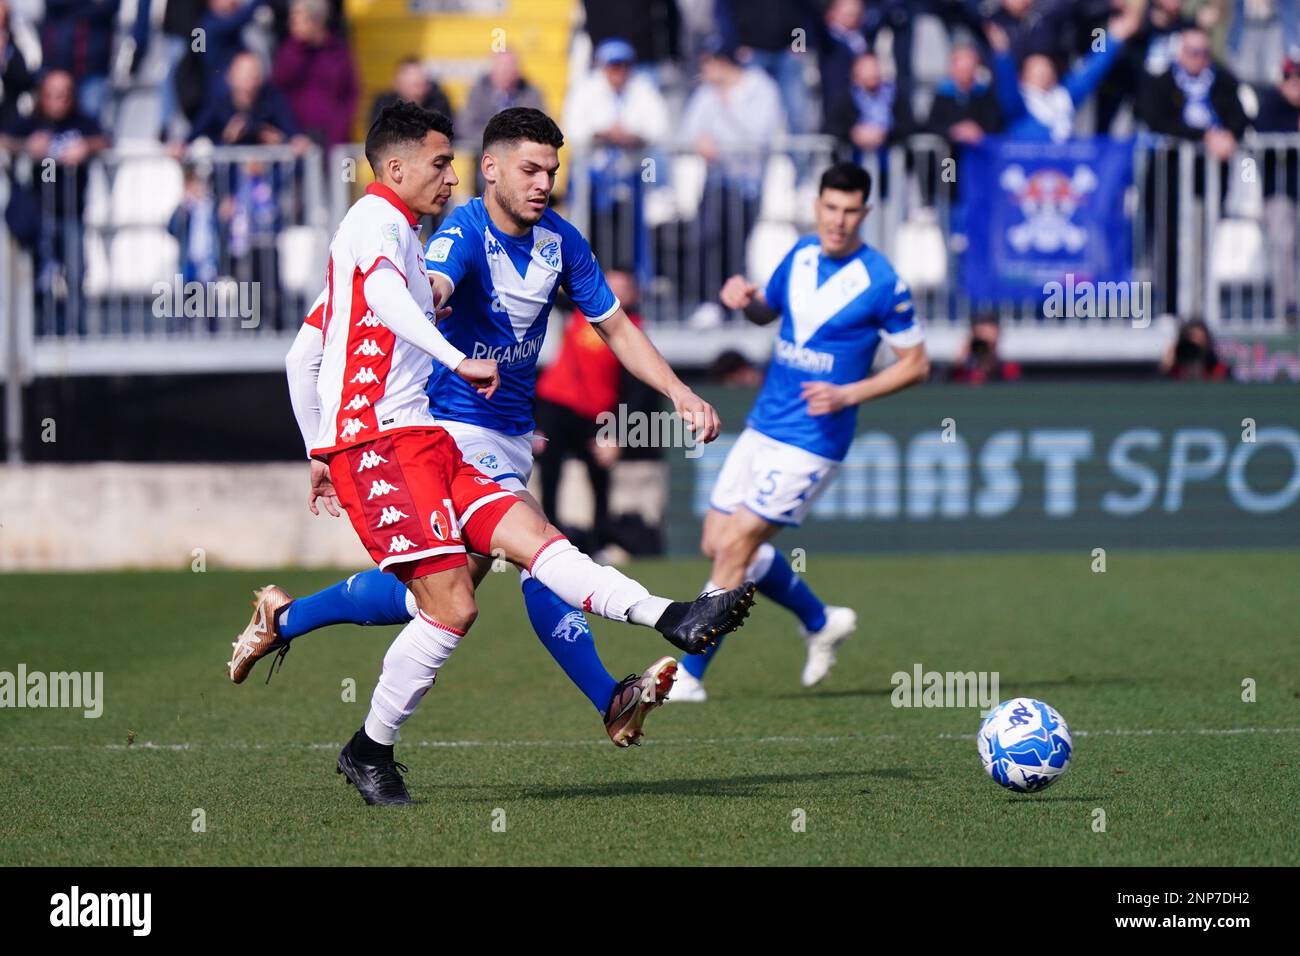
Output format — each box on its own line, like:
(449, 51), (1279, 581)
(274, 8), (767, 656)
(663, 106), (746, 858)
(427, 769), (866, 801)
(771, 675), (1144, 702)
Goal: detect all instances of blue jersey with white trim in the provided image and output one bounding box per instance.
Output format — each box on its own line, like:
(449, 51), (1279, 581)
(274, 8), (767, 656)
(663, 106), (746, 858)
(748, 235), (921, 461)
(423, 198), (619, 435)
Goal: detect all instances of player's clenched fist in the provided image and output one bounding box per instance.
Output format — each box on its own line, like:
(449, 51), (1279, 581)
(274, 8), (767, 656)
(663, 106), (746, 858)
(719, 275), (759, 311)
(455, 357), (499, 399)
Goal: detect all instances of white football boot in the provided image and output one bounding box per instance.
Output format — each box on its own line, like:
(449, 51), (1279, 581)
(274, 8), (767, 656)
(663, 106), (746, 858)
(667, 667), (709, 703)
(800, 606), (858, 687)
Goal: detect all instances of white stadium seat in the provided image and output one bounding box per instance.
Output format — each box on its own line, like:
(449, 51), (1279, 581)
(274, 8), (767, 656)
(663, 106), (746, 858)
(759, 152), (798, 221)
(892, 212), (949, 290)
(110, 155), (184, 227)
(746, 220), (799, 283)
(108, 227), (180, 294)
(277, 225), (330, 297)
(82, 230), (112, 297)
(1209, 218), (1267, 285)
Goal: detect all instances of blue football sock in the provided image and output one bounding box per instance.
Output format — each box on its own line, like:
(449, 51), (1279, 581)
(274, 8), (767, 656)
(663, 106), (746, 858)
(521, 575), (618, 713)
(755, 545), (827, 633)
(681, 636), (724, 679)
(683, 546), (829, 682)
(277, 568), (413, 640)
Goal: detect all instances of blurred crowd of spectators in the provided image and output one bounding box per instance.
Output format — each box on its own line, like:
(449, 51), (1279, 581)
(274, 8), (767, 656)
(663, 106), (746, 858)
(0, 0), (1297, 332)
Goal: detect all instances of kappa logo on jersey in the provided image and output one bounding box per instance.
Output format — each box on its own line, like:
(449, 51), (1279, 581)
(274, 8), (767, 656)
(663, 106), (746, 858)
(350, 367), (379, 385)
(485, 237), (506, 258)
(427, 236), (454, 263)
(439, 226), (464, 238)
(353, 339), (386, 357)
(356, 312), (382, 328)
(356, 450), (388, 471)
(387, 534), (417, 553)
(367, 479), (399, 499)
(340, 418), (367, 441)
(551, 609), (588, 644)
(893, 277), (913, 312)
(430, 510), (450, 541)
(535, 237), (561, 270)
(377, 506), (410, 528)
(344, 394), (371, 411)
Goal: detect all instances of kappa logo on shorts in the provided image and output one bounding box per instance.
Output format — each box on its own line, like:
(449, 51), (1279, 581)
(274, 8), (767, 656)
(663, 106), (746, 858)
(356, 450), (388, 471)
(367, 479), (399, 499)
(551, 609), (588, 643)
(377, 506), (409, 528)
(430, 510), (450, 541)
(388, 535), (417, 553)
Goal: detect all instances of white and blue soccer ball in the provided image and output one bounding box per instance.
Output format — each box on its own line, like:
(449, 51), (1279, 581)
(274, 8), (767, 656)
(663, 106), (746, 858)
(978, 698), (1073, 793)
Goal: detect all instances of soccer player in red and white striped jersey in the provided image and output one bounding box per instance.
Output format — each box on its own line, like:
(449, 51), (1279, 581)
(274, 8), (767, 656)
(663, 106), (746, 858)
(235, 103), (756, 805)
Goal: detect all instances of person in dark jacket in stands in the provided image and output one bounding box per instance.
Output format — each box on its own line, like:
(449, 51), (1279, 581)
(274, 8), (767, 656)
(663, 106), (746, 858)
(1136, 26), (1248, 162)
(188, 50), (307, 149)
(826, 50), (915, 155)
(927, 42), (1003, 145)
(582, 0), (679, 71)
(39, 0), (119, 122)
(271, 0), (357, 146)
(369, 58), (453, 129)
(0, 0), (33, 130)
(818, 0), (869, 129)
(1253, 55), (1300, 321)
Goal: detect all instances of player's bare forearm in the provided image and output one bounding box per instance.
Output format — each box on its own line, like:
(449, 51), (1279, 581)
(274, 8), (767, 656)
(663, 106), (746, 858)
(592, 308), (685, 399)
(846, 344), (930, 404)
(594, 308), (721, 441)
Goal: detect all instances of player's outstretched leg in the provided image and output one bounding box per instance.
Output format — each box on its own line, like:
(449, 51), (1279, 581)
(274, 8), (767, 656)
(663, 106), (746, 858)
(227, 569), (415, 684)
(486, 502), (756, 655)
(521, 569), (669, 746)
(337, 566), (477, 806)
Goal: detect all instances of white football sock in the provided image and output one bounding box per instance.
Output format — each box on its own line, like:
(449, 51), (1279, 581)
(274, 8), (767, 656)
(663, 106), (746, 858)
(699, 578), (718, 597)
(404, 589), (418, 618)
(746, 543), (775, 582)
(529, 536), (663, 623)
(364, 611), (464, 744)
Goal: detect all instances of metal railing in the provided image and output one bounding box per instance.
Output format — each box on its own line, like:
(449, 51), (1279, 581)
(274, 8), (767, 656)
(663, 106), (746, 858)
(3, 133), (1299, 458)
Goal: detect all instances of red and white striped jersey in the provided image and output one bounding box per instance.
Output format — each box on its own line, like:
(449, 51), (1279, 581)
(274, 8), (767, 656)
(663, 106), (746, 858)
(311, 183), (438, 458)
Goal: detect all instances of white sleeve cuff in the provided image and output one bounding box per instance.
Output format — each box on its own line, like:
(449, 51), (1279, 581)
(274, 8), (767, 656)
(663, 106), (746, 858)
(881, 324), (926, 349)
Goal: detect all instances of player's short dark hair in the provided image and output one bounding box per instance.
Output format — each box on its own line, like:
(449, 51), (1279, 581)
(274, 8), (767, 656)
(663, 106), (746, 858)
(482, 107), (564, 154)
(819, 162), (873, 202)
(364, 101), (454, 175)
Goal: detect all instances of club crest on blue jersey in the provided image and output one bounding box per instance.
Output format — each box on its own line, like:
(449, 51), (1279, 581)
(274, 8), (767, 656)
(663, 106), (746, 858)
(535, 237), (561, 270)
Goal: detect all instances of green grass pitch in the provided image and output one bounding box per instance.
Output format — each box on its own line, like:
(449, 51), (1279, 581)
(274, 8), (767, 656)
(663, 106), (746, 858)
(1, 550), (1297, 866)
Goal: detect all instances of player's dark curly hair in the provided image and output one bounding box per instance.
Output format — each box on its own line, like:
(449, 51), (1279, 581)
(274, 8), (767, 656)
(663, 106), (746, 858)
(819, 162), (873, 202)
(364, 101), (454, 175)
(482, 107), (564, 154)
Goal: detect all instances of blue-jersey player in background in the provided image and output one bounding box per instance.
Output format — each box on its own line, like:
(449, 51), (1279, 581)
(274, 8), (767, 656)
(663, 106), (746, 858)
(233, 108), (738, 747)
(672, 162), (929, 701)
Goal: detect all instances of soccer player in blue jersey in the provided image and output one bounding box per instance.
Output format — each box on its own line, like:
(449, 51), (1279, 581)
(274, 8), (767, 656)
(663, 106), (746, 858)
(671, 162), (929, 701)
(231, 108), (738, 747)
